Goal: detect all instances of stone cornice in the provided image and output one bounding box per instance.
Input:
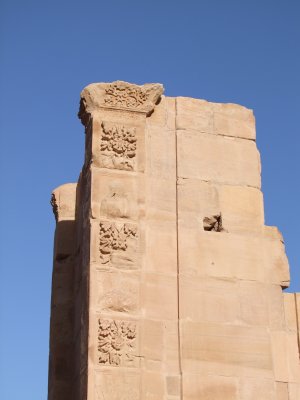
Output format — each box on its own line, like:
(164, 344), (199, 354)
(78, 80), (164, 125)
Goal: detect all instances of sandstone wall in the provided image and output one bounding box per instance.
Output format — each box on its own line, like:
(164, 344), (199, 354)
(49, 81), (300, 400)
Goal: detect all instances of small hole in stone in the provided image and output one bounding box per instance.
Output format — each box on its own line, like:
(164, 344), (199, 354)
(203, 214), (223, 232)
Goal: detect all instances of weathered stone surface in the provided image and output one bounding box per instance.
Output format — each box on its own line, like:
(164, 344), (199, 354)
(176, 97), (256, 140)
(181, 322), (273, 375)
(79, 81), (164, 123)
(239, 377), (276, 400)
(177, 130), (261, 187)
(49, 81), (299, 400)
(182, 374), (238, 400)
(276, 382), (289, 400)
(178, 178), (264, 233)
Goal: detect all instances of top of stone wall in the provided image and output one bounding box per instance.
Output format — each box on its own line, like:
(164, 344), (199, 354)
(78, 80), (164, 124)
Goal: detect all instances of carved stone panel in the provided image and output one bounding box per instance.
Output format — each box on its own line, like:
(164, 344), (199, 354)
(96, 271), (139, 314)
(78, 81), (164, 123)
(100, 121), (137, 171)
(98, 318), (138, 367)
(91, 170), (144, 220)
(99, 221), (139, 269)
(104, 82), (149, 109)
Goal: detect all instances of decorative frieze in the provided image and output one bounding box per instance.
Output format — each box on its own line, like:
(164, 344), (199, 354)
(104, 82), (149, 110)
(78, 81), (164, 125)
(99, 221), (138, 269)
(98, 319), (137, 367)
(100, 122), (137, 171)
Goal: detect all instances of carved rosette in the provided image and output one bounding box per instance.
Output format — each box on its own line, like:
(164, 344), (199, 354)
(78, 81), (164, 124)
(100, 121), (137, 171)
(99, 221), (138, 269)
(98, 319), (137, 367)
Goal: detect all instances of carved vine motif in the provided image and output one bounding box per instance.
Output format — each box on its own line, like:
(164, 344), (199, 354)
(100, 122), (137, 171)
(99, 221), (138, 267)
(98, 319), (137, 367)
(104, 82), (149, 109)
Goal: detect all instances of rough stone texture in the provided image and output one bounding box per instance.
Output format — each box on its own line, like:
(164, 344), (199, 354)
(49, 81), (300, 399)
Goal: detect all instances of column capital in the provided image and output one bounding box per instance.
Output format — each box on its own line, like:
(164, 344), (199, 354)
(78, 80), (164, 125)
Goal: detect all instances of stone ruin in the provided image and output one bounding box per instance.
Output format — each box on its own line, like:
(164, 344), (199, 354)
(49, 81), (300, 400)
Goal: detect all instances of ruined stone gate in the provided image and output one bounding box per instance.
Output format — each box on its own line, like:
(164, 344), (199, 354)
(49, 81), (300, 400)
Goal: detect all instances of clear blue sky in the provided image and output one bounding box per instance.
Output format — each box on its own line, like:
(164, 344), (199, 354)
(0, 1), (299, 398)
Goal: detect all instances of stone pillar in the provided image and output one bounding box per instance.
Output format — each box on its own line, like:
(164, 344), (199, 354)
(76, 81), (182, 400)
(49, 81), (300, 400)
(49, 183), (77, 400)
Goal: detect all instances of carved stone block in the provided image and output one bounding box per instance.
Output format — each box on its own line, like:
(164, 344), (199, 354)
(91, 170), (144, 220)
(78, 81), (164, 123)
(100, 121), (137, 171)
(99, 221), (139, 269)
(97, 318), (138, 367)
(96, 271), (139, 314)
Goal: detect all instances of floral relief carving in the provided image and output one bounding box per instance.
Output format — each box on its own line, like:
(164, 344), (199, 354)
(99, 221), (138, 268)
(98, 319), (137, 367)
(78, 81), (164, 125)
(104, 82), (149, 109)
(100, 122), (137, 171)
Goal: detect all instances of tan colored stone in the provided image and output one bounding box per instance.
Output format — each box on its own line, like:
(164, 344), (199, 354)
(284, 293), (297, 331)
(296, 293), (300, 347)
(264, 236), (290, 287)
(218, 184), (264, 233)
(163, 320), (181, 374)
(141, 371), (165, 399)
(146, 96), (176, 130)
(141, 273), (178, 320)
(180, 275), (240, 324)
(94, 270), (140, 314)
(140, 319), (164, 362)
(276, 382), (289, 400)
(145, 220), (177, 275)
(289, 383), (300, 400)
(49, 82), (298, 400)
(239, 377), (276, 399)
(91, 116), (146, 173)
(177, 130), (261, 187)
(264, 225), (284, 241)
(91, 168), (145, 220)
(182, 374), (238, 400)
(176, 97), (213, 133)
(94, 370), (140, 400)
(212, 102), (255, 140)
(178, 178), (264, 233)
(79, 81), (164, 121)
(178, 228), (265, 281)
(182, 322), (272, 376)
(146, 126), (176, 179)
(239, 281), (269, 326)
(271, 331), (289, 382)
(268, 285), (285, 331)
(271, 331), (300, 383)
(51, 183), (77, 222)
(286, 332), (300, 383)
(166, 375), (181, 396)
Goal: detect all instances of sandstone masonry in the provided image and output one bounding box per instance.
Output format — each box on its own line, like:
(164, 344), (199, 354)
(49, 81), (300, 400)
